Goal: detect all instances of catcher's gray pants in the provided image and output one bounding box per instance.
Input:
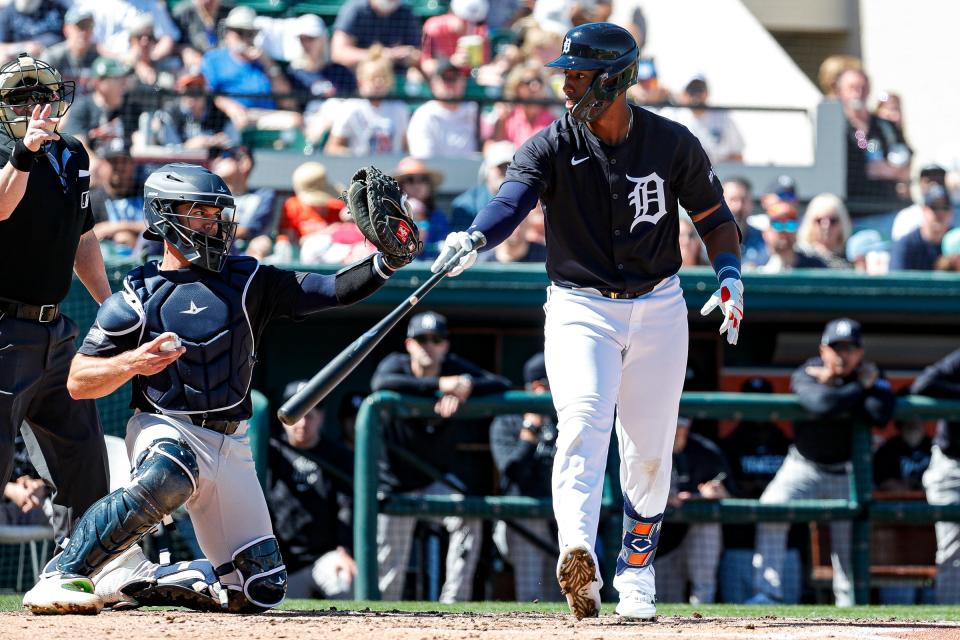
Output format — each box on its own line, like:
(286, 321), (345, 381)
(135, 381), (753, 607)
(753, 446), (853, 606)
(923, 445), (960, 604)
(655, 523), (721, 603)
(125, 412), (275, 592)
(0, 314), (109, 540)
(377, 480), (481, 602)
(493, 519), (562, 602)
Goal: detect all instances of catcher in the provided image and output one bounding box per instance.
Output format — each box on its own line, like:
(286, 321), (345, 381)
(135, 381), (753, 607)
(23, 164), (419, 614)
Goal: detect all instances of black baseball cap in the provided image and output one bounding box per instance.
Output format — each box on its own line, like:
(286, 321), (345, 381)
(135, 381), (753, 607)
(821, 318), (862, 348)
(765, 174), (797, 202)
(523, 352), (547, 385)
(282, 380), (311, 404)
(407, 312), (448, 338)
(919, 164), (947, 181)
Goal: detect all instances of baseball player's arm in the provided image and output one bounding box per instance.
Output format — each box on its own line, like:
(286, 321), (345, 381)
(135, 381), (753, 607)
(910, 349), (960, 397)
(67, 333), (184, 400)
(74, 229), (112, 304)
(791, 366), (865, 416)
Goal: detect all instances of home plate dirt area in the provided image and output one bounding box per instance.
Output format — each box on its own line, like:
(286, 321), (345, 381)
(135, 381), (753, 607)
(3, 610), (960, 640)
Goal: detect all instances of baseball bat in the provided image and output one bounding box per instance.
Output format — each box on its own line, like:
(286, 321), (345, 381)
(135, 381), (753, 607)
(277, 232), (486, 426)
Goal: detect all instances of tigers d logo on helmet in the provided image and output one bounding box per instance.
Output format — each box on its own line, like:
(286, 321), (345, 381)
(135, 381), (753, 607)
(0, 54), (75, 139)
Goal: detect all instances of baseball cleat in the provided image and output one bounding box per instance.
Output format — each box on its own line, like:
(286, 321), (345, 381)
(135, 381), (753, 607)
(120, 559), (223, 612)
(93, 544), (157, 610)
(23, 572), (103, 615)
(556, 544), (602, 620)
(615, 590), (657, 620)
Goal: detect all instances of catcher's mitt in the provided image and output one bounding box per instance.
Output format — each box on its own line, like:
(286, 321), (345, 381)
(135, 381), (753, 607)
(342, 166), (421, 268)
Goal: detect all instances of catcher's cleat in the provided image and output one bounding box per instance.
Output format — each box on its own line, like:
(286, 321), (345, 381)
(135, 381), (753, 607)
(93, 544), (157, 610)
(120, 559), (223, 612)
(23, 571), (103, 615)
(556, 543), (602, 620)
(615, 590), (657, 620)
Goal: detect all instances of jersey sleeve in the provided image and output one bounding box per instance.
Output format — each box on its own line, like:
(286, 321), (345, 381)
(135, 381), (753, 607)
(673, 128), (724, 215)
(77, 290), (143, 357)
(503, 131), (555, 195)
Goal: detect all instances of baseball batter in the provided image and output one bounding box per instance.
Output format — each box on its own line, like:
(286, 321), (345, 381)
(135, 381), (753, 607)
(23, 163), (414, 614)
(432, 22), (744, 620)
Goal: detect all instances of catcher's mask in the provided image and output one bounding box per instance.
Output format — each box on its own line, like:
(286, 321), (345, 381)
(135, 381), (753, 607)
(143, 163), (238, 272)
(0, 53), (74, 139)
(546, 22), (639, 123)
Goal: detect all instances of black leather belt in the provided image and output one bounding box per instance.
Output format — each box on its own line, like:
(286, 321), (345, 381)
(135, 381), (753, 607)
(595, 280), (659, 300)
(0, 298), (60, 323)
(189, 415), (241, 435)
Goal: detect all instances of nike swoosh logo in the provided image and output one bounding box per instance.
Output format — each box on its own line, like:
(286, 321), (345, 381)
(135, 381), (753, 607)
(571, 156), (589, 166)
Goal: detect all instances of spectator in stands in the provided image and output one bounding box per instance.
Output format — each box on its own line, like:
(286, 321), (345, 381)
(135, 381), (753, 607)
(533, 0), (612, 35)
(267, 381), (356, 599)
(484, 62), (556, 147)
(875, 91), (905, 137)
(330, 0), (421, 72)
(627, 56), (672, 108)
(723, 176), (766, 268)
(845, 229), (890, 275)
(125, 13), (181, 90)
(135, 70), (236, 150)
(489, 352), (561, 603)
(758, 202), (828, 273)
(655, 416), (733, 604)
(173, 0), (230, 68)
(89, 138), (144, 253)
(892, 164), (949, 241)
(407, 58), (478, 158)
(760, 174), (798, 212)
(751, 318), (896, 606)
(818, 53), (861, 98)
(42, 6), (99, 83)
(719, 377), (797, 604)
(209, 145), (277, 253)
(911, 348), (960, 604)
(1, 435), (50, 527)
(837, 68), (911, 209)
(421, 0), (490, 78)
(87, 0), (180, 63)
(875, 418), (931, 493)
(62, 55), (135, 148)
(451, 141), (515, 231)
(678, 216), (707, 268)
(280, 162), (345, 238)
(478, 216), (546, 265)
(936, 228), (960, 272)
(0, 0), (64, 60)
(890, 184), (954, 272)
(796, 193), (852, 269)
(392, 157), (450, 258)
(287, 13), (357, 111)
(371, 311), (510, 602)
(200, 7), (302, 132)
(323, 47), (409, 156)
(665, 75), (743, 164)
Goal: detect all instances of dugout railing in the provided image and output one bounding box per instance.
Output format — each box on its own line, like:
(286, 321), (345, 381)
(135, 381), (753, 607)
(353, 390), (960, 604)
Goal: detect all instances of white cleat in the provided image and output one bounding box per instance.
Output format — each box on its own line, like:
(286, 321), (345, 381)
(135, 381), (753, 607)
(93, 544), (158, 610)
(556, 544), (602, 620)
(23, 571), (103, 615)
(615, 590), (657, 620)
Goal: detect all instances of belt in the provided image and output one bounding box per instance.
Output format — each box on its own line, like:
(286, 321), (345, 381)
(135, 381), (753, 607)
(566, 280), (659, 300)
(0, 298), (60, 323)
(189, 414), (241, 435)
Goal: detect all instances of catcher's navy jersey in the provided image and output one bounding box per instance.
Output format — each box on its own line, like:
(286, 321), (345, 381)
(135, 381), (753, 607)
(505, 104), (723, 292)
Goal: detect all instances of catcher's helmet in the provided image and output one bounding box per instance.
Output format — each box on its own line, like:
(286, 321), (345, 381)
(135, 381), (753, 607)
(0, 53), (74, 139)
(143, 163), (237, 272)
(546, 22), (639, 122)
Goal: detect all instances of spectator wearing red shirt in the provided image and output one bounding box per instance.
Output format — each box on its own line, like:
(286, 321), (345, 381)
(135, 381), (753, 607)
(484, 61), (556, 146)
(279, 162), (345, 242)
(421, 0), (490, 78)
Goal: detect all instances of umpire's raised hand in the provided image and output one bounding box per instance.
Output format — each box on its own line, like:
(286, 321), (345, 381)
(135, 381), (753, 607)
(22, 103), (61, 152)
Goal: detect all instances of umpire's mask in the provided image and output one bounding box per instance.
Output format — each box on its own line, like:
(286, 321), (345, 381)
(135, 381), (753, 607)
(143, 163), (238, 272)
(0, 53), (74, 139)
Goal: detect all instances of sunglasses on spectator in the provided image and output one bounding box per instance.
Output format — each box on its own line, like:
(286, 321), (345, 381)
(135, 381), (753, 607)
(930, 205), (953, 215)
(815, 216), (840, 226)
(400, 175), (432, 185)
(230, 28), (258, 40)
(75, 19), (94, 31)
(520, 78), (543, 89)
(440, 72), (464, 84)
(413, 334), (446, 345)
(830, 342), (860, 354)
(769, 219), (799, 232)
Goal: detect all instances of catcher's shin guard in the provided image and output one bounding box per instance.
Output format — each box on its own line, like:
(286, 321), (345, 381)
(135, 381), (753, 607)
(217, 536), (287, 612)
(58, 438), (199, 576)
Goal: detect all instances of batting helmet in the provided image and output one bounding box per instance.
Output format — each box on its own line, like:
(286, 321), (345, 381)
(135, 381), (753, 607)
(0, 53), (74, 139)
(143, 163), (237, 272)
(546, 22), (639, 122)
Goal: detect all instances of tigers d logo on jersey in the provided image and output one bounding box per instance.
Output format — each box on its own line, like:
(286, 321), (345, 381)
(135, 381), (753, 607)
(627, 172), (667, 230)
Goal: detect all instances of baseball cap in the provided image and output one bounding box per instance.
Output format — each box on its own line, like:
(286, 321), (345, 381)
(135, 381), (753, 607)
(923, 183), (951, 210)
(637, 58), (657, 82)
(281, 379), (318, 406)
(767, 200), (798, 220)
(684, 74), (707, 94)
(919, 163), (947, 181)
(294, 13), (326, 38)
(522, 352), (547, 385)
(451, 0), (489, 23)
(91, 56), (132, 79)
(845, 229), (888, 262)
(821, 318), (863, 348)
(126, 12), (155, 38)
(64, 6), (94, 25)
(94, 137), (130, 159)
(942, 228), (960, 257)
(407, 312), (448, 339)
(484, 141), (515, 169)
(222, 6), (258, 32)
(765, 174), (798, 202)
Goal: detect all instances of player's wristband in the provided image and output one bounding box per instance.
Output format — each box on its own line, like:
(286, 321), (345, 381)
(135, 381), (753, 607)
(10, 140), (39, 172)
(712, 251), (741, 283)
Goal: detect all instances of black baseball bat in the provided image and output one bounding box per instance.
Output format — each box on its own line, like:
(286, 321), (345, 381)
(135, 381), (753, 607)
(277, 233), (486, 426)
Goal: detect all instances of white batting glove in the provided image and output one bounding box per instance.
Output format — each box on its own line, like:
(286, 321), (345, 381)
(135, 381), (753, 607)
(430, 231), (480, 277)
(700, 277), (744, 346)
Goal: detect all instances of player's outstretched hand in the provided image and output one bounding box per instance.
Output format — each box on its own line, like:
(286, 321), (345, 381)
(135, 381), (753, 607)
(700, 278), (744, 346)
(430, 231), (484, 277)
(23, 104), (60, 152)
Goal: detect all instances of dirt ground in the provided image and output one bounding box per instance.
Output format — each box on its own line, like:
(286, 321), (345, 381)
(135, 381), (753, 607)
(4, 610), (960, 640)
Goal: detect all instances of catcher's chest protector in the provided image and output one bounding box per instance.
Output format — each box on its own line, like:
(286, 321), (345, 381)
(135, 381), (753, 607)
(126, 257), (258, 414)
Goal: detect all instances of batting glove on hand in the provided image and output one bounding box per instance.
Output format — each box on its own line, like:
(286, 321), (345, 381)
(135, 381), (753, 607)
(430, 231), (482, 277)
(700, 278), (744, 345)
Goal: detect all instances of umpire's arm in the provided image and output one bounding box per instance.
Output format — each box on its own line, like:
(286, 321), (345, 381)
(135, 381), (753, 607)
(74, 230), (112, 304)
(0, 104), (60, 219)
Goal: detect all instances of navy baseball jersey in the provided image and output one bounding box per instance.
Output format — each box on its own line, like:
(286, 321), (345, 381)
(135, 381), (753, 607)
(505, 104), (724, 292)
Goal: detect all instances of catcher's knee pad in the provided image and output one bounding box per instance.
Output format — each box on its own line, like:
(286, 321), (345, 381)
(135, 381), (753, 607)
(218, 536), (287, 612)
(59, 438), (199, 576)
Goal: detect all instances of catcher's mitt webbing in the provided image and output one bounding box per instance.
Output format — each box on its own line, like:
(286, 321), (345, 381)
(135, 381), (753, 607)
(343, 166), (421, 267)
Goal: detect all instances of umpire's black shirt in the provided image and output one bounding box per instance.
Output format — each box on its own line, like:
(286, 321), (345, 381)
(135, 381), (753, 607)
(0, 131), (92, 304)
(505, 104), (723, 292)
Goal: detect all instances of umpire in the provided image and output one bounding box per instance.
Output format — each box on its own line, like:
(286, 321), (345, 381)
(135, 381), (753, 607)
(0, 54), (110, 540)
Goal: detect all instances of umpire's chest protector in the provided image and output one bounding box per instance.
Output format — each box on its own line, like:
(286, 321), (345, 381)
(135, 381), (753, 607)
(126, 258), (258, 414)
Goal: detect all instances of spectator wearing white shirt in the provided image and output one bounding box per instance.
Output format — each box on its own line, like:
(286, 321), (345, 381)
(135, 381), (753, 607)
(665, 76), (743, 164)
(80, 0), (181, 63)
(406, 58), (477, 159)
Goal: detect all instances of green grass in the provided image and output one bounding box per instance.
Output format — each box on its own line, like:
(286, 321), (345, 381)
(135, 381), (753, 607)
(2, 595), (958, 621)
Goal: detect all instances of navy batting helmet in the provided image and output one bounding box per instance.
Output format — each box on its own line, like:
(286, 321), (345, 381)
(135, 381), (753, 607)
(143, 163), (237, 272)
(546, 22), (639, 122)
